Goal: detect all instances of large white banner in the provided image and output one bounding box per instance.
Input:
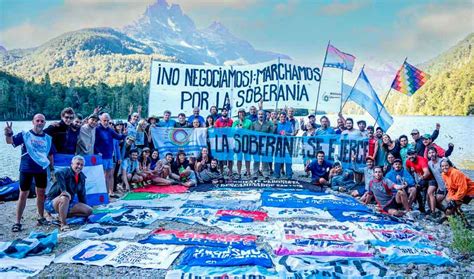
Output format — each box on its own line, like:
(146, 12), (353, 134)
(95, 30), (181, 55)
(55, 240), (184, 269)
(149, 60), (330, 116)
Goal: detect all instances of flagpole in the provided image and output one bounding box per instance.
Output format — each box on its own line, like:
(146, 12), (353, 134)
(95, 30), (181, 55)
(315, 40), (330, 116)
(340, 64), (364, 112)
(373, 57), (407, 128)
(339, 69), (344, 112)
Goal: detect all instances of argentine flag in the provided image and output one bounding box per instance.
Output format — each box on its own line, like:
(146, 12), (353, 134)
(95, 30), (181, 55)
(53, 154), (109, 206)
(343, 69), (394, 131)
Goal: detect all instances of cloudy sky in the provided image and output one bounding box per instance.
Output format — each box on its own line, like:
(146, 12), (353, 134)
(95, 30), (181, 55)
(0, 0), (472, 64)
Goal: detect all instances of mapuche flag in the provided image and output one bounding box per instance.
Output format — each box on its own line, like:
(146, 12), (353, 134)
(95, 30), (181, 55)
(391, 61), (429, 96)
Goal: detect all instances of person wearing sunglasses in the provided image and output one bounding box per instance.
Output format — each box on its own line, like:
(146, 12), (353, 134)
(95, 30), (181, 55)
(44, 107), (75, 153)
(5, 114), (56, 232)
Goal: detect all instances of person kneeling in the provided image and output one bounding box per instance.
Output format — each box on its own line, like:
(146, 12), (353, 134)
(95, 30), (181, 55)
(45, 155), (92, 231)
(441, 160), (474, 227)
(197, 158), (225, 184)
(365, 166), (413, 219)
(121, 149), (144, 191)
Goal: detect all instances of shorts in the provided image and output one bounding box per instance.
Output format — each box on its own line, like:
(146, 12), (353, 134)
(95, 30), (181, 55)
(436, 189), (447, 196)
(19, 172), (47, 192)
(102, 159), (114, 170)
(45, 198), (78, 214)
(383, 198), (403, 212)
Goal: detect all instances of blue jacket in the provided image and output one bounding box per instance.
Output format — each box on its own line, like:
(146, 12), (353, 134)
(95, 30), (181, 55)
(94, 125), (126, 160)
(385, 168), (415, 188)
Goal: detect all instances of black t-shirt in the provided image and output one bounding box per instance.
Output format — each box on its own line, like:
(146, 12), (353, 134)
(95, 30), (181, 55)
(171, 159), (190, 174)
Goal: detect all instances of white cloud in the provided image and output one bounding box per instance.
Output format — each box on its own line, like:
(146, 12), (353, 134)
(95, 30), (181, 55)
(274, 0), (299, 15)
(319, 0), (368, 16)
(0, 0), (154, 49)
(172, 0), (261, 10)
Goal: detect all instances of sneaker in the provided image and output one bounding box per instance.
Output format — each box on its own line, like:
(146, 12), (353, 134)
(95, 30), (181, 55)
(405, 211), (415, 221)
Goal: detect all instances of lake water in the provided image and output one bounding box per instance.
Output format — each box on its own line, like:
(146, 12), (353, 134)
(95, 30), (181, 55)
(1, 115), (473, 179)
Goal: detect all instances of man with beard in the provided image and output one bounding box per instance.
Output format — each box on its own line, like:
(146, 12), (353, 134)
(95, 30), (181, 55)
(62, 114), (82, 154)
(341, 118), (362, 137)
(305, 151), (332, 186)
(5, 114), (56, 232)
(76, 114), (99, 155)
(315, 116), (334, 135)
(251, 110), (274, 180)
(351, 155), (375, 200)
(197, 158), (225, 184)
(273, 112), (294, 180)
(386, 159), (417, 209)
(406, 149), (435, 213)
(45, 155), (92, 231)
(207, 106), (221, 122)
(44, 107), (75, 153)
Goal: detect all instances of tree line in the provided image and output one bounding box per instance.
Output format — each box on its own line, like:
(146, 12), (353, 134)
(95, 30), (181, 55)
(0, 71), (149, 121)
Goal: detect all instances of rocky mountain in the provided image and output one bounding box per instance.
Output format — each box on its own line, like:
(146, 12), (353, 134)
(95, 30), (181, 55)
(0, 0), (288, 84)
(123, 0), (289, 65)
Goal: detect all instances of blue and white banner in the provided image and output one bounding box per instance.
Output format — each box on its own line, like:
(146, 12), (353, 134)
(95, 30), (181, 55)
(209, 128), (368, 166)
(53, 154), (108, 206)
(166, 266), (279, 279)
(179, 246), (273, 268)
(151, 127), (207, 158)
(261, 190), (370, 212)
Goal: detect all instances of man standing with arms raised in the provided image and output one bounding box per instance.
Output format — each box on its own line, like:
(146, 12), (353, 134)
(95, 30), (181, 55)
(5, 114), (56, 232)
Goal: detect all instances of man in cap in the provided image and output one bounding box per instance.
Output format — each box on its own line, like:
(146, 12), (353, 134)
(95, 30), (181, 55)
(386, 158), (417, 208)
(76, 114), (99, 155)
(411, 123), (440, 156)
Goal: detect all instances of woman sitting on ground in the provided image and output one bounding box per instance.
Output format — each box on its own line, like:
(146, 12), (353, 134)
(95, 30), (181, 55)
(197, 158), (225, 184)
(170, 151), (197, 187)
(195, 147), (213, 172)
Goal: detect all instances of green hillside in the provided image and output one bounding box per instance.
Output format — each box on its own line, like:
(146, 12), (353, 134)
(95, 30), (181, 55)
(385, 33), (473, 116)
(0, 28), (175, 86)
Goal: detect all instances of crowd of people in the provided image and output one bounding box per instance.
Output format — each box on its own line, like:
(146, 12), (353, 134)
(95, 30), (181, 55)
(4, 102), (474, 232)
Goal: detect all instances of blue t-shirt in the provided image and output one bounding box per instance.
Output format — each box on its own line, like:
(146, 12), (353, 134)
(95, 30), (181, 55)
(12, 130), (56, 173)
(121, 158), (139, 174)
(386, 168), (415, 188)
(187, 115), (205, 126)
(157, 119), (176, 128)
(306, 160), (332, 181)
(94, 125), (126, 160)
(276, 121), (293, 136)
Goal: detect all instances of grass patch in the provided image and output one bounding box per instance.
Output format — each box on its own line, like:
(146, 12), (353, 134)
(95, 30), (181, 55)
(448, 216), (474, 254)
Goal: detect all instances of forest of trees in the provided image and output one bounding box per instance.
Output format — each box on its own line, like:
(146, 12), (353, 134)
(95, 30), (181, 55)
(0, 71), (148, 121)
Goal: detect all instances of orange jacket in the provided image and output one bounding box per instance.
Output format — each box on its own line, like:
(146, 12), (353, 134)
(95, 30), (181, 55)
(442, 168), (474, 201)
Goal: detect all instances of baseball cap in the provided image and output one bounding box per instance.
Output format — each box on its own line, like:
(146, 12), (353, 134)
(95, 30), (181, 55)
(393, 158), (402, 164)
(411, 129), (420, 135)
(238, 108), (246, 113)
(407, 149), (417, 155)
(88, 114), (99, 120)
(126, 136), (135, 141)
(357, 120), (366, 125)
(308, 114), (315, 119)
(422, 133), (432, 140)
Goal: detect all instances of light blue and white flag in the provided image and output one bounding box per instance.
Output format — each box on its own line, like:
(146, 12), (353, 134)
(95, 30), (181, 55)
(54, 154), (109, 206)
(343, 69), (394, 131)
(151, 127), (208, 157)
